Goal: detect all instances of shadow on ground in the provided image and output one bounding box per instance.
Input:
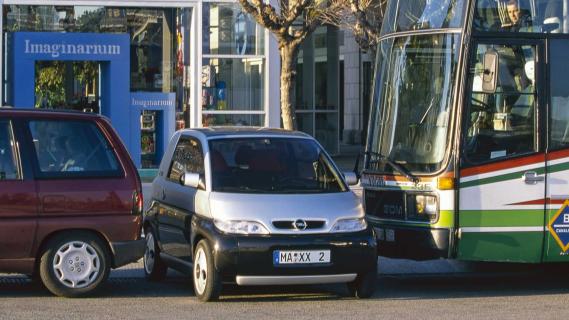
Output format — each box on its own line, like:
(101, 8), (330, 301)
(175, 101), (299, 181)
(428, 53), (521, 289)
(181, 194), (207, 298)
(1, 263), (568, 302)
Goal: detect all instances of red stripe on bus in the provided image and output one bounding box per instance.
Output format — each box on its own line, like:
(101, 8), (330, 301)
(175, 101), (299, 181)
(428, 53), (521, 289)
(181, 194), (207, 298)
(461, 154), (545, 177)
(547, 149), (569, 161)
(507, 198), (566, 206)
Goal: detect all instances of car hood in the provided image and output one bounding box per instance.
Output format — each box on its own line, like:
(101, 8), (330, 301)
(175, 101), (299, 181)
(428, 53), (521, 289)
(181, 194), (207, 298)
(208, 191), (364, 234)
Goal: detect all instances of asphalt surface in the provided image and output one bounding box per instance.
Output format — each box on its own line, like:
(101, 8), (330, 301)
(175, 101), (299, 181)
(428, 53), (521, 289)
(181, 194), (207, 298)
(1, 264), (569, 319)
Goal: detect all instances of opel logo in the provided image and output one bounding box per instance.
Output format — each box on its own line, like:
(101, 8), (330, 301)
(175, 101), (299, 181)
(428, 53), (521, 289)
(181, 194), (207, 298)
(293, 219), (307, 230)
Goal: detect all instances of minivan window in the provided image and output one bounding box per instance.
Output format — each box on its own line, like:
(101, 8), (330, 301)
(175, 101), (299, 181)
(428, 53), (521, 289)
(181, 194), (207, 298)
(29, 120), (120, 176)
(0, 120), (20, 180)
(209, 138), (346, 194)
(168, 137), (204, 182)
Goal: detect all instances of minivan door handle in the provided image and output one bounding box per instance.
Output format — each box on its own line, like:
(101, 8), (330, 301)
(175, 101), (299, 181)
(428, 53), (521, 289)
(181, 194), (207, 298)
(522, 171), (544, 185)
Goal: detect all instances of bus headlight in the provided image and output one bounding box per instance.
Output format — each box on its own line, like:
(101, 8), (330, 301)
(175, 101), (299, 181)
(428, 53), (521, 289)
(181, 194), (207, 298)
(412, 195), (438, 221)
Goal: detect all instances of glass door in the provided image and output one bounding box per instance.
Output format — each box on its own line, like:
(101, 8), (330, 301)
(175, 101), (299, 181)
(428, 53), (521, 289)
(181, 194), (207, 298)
(458, 39), (546, 263)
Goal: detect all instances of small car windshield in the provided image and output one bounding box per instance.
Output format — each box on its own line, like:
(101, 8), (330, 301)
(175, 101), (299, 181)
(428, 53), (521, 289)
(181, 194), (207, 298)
(208, 138), (347, 194)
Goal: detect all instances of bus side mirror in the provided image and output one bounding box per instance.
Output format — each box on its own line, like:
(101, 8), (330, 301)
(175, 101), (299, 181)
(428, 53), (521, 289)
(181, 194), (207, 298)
(482, 49), (499, 94)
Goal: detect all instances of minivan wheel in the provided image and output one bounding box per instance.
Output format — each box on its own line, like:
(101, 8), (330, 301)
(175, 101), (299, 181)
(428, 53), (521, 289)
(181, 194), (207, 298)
(347, 267), (378, 299)
(193, 240), (221, 302)
(39, 232), (110, 297)
(143, 228), (167, 281)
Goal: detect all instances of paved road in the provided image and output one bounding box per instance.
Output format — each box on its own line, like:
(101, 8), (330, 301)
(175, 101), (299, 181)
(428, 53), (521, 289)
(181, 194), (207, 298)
(1, 264), (569, 320)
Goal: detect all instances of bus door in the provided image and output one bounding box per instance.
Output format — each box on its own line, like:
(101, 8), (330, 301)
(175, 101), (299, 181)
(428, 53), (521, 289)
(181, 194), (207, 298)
(458, 39), (546, 263)
(544, 39), (569, 262)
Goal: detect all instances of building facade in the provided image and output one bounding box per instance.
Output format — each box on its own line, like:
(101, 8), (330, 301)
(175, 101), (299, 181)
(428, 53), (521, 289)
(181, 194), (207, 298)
(0, 0), (368, 168)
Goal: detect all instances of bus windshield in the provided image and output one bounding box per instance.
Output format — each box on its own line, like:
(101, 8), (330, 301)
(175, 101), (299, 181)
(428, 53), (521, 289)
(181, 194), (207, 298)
(367, 34), (460, 174)
(381, 0), (466, 35)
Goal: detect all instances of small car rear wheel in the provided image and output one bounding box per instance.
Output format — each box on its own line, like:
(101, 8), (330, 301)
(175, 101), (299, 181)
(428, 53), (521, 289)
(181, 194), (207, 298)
(193, 239), (222, 302)
(39, 232), (110, 297)
(143, 228), (167, 281)
(347, 266), (378, 299)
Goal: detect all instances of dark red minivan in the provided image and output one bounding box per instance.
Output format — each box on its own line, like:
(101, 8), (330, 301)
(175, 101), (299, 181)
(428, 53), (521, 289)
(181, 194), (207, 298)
(0, 108), (144, 297)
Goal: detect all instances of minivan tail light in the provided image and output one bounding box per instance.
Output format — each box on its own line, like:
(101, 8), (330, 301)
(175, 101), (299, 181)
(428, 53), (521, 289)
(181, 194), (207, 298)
(132, 191), (143, 215)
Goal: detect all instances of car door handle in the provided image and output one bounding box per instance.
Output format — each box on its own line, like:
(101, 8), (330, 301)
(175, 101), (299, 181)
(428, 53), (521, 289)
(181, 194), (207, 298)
(522, 171), (544, 185)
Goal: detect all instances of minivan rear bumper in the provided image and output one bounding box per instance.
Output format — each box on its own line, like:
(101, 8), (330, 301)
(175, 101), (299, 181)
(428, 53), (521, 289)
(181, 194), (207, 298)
(111, 239), (146, 268)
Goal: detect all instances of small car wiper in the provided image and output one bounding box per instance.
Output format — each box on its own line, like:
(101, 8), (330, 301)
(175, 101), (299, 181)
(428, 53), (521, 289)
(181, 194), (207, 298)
(364, 151), (419, 184)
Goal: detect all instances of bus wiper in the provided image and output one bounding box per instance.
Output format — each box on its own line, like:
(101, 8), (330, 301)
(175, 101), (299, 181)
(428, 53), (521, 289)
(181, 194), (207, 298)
(364, 151), (419, 184)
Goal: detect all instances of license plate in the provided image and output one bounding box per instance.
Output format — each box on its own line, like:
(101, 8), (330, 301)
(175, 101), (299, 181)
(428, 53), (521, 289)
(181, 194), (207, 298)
(273, 250), (331, 265)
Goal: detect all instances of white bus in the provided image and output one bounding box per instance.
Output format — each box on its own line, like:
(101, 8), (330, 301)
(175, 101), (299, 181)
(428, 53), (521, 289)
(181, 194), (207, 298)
(363, 0), (569, 263)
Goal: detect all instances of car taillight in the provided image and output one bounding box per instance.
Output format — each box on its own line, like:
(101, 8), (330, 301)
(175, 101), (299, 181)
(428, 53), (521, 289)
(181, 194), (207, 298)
(132, 190), (143, 215)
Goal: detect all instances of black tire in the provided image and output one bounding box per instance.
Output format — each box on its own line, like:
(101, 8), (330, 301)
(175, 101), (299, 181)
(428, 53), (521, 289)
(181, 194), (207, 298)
(39, 232), (110, 298)
(347, 265), (378, 299)
(192, 240), (222, 302)
(143, 227), (168, 281)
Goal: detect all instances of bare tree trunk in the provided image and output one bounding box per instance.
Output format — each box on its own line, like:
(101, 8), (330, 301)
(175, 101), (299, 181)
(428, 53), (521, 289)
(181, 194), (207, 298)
(279, 44), (300, 131)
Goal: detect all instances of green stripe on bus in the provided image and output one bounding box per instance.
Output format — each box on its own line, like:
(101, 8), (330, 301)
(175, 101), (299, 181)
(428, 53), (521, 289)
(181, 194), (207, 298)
(459, 210), (544, 227)
(459, 160), (569, 189)
(460, 167), (545, 188)
(548, 161), (569, 174)
(458, 231), (543, 263)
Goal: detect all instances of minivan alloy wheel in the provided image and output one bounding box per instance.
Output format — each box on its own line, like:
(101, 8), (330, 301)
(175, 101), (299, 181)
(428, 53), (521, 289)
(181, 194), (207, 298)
(52, 241), (100, 289)
(194, 247), (208, 295)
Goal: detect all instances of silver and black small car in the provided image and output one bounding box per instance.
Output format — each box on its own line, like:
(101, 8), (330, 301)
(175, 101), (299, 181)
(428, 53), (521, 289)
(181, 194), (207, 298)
(143, 127), (377, 301)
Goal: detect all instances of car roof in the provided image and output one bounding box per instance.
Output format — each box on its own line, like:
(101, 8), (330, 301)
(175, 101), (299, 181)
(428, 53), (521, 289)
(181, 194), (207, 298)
(183, 126), (312, 139)
(0, 108), (103, 120)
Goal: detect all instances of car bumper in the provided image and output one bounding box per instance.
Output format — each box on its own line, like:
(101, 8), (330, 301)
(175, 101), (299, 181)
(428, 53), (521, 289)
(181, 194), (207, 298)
(111, 239), (146, 268)
(195, 222), (377, 285)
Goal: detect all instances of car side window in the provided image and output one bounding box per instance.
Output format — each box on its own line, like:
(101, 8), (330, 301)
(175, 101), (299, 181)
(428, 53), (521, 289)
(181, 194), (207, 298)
(0, 120), (20, 180)
(168, 137), (204, 182)
(28, 120), (120, 176)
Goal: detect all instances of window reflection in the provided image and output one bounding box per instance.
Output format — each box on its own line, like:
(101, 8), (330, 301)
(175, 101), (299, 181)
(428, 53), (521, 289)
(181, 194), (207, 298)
(202, 3), (264, 55)
(201, 58), (264, 112)
(474, 0), (569, 33)
(381, 0), (466, 35)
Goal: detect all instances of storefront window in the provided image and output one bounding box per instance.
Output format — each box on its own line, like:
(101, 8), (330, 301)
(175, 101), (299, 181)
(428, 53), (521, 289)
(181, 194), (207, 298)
(201, 3), (266, 128)
(202, 3), (264, 56)
(3, 5), (191, 110)
(294, 26), (339, 154)
(202, 114), (264, 127)
(201, 58), (264, 112)
(2, 5), (193, 169)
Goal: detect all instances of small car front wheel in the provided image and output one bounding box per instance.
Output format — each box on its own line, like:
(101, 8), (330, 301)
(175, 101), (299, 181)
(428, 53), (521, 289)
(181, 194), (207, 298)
(143, 228), (168, 281)
(347, 267), (377, 299)
(193, 239), (222, 302)
(39, 232), (110, 297)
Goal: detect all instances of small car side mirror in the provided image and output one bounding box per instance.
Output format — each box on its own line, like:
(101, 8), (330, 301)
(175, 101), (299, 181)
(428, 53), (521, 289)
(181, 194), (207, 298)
(344, 171), (359, 186)
(180, 172), (205, 190)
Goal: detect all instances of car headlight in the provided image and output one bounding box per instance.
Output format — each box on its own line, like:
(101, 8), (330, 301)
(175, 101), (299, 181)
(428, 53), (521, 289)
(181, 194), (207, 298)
(214, 220), (270, 235)
(330, 218), (367, 233)
(413, 195), (438, 221)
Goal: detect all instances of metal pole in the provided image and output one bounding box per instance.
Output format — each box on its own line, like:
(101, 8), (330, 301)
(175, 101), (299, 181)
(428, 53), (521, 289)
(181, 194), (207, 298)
(564, 0), (569, 33)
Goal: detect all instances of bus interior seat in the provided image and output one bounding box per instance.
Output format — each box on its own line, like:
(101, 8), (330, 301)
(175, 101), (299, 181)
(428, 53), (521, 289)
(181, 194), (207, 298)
(542, 0), (563, 32)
